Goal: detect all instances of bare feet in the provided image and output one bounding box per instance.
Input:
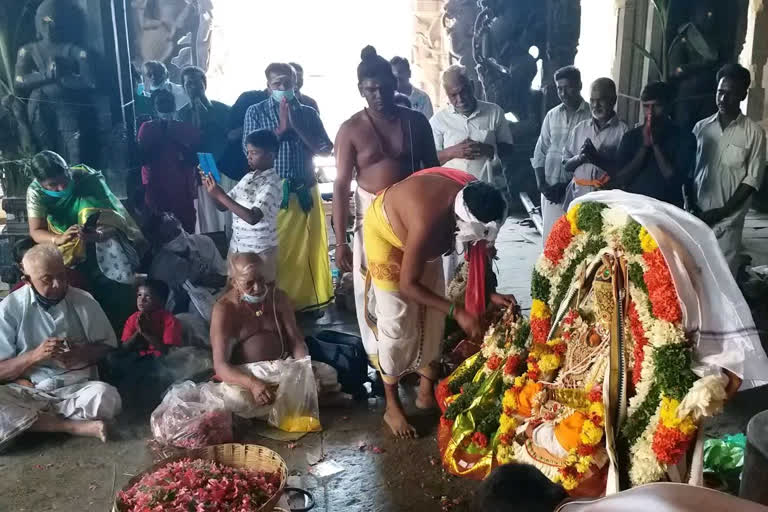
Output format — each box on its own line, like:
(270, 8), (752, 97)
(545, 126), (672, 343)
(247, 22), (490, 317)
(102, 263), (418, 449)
(384, 406), (417, 439)
(415, 392), (438, 410)
(415, 375), (438, 410)
(71, 420), (108, 442)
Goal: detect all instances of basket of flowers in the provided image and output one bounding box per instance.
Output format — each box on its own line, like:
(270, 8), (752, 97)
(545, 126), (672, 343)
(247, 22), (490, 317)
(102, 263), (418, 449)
(114, 443), (288, 512)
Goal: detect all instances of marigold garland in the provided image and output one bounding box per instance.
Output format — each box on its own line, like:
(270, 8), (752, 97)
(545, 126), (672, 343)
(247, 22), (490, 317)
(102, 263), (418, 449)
(642, 248), (682, 324)
(438, 201), (722, 490)
(555, 388), (605, 490)
(544, 216), (574, 265)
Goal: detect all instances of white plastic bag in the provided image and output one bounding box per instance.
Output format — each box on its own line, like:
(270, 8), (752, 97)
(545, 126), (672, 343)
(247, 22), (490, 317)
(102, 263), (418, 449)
(268, 357), (321, 433)
(150, 381), (232, 448)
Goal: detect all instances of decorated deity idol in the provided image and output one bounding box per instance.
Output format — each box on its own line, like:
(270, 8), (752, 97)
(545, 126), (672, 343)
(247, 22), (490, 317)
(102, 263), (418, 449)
(437, 191), (768, 496)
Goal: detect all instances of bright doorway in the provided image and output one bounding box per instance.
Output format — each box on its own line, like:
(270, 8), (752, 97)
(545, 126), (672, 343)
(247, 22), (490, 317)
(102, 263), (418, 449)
(206, 0), (414, 140)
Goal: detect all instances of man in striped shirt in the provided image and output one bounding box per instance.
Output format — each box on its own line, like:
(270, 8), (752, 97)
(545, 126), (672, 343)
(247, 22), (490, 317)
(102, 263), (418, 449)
(241, 63), (334, 311)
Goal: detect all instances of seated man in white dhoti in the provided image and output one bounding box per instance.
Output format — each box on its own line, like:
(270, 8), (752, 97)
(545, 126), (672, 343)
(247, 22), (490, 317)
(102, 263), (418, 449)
(209, 252), (338, 426)
(0, 244), (121, 450)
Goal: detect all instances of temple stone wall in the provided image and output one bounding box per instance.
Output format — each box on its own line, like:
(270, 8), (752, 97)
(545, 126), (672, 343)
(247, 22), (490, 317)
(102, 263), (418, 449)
(410, 0), (450, 109)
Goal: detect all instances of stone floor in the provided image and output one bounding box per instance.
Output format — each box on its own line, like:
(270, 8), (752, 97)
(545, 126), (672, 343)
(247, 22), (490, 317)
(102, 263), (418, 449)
(1, 213), (767, 511)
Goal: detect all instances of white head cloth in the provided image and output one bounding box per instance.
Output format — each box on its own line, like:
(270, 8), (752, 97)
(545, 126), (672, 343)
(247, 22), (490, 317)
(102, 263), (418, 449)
(453, 187), (504, 244)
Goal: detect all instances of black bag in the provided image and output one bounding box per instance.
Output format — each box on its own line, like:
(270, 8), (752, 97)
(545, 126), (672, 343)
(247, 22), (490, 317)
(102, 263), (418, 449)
(305, 330), (369, 399)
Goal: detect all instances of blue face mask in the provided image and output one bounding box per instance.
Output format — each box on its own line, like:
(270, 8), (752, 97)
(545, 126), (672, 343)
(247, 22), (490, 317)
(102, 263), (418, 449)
(271, 89), (295, 103)
(40, 180), (73, 199)
(242, 288), (268, 304)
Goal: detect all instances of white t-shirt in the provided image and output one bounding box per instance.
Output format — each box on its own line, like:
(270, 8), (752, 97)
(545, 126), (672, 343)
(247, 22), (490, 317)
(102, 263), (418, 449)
(227, 168), (281, 254)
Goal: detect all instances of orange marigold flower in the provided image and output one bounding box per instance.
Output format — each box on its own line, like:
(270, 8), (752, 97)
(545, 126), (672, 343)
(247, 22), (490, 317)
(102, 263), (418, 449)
(643, 249), (682, 324)
(544, 216), (574, 265)
(652, 424), (694, 465)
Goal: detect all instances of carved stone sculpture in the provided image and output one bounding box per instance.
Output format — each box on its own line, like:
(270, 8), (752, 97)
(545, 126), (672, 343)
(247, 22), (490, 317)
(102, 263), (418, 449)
(473, 0), (546, 122)
(444, 0), (481, 84)
(13, 0), (95, 164)
(667, 0), (749, 132)
(128, 0), (213, 79)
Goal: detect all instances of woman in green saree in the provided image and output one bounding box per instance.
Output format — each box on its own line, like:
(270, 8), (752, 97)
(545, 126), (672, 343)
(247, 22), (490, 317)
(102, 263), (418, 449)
(26, 151), (147, 328)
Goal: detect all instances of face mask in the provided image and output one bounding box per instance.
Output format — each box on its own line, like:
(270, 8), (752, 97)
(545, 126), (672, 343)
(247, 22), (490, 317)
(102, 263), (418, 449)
(40, 180), (73, 199)
(242, 288), (268, 304)
(157, 112), (175, 121)
(28, 279), (66, 309)
(271, 89), (295, 103)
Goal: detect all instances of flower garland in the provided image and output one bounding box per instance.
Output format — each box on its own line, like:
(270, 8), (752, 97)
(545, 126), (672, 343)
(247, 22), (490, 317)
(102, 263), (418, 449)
(554, 386), (605, 490)
(526, 205), (721, 489)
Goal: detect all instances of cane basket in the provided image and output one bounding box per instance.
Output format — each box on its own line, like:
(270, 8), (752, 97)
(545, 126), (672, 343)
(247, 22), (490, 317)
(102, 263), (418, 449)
(113, 443), (287, 512)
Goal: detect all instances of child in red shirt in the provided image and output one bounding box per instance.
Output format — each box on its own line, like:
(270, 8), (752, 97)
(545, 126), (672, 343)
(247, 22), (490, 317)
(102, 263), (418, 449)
(121, 280), (182, 357)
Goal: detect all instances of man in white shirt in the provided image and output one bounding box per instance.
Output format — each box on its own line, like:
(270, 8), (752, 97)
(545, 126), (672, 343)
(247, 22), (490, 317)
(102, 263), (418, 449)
(692, 64), (766, 274)
(531, 66), (592, 238)
(0, 244), (120, 450)
(562, 78), (628, 209)
(142, 60), (189, 112)
(390, 56), (434, 119)
(430, 65), (514, 189)
(431, 64), (514, 283)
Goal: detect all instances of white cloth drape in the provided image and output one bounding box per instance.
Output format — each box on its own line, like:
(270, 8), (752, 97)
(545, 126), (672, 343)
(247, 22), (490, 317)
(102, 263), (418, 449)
(573, 190), (768, 389)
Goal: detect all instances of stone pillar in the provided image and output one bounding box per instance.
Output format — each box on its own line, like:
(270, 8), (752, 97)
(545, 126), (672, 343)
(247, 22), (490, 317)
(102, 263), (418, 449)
(740, 0), (768, 123)
(613, 0), (652, 124)
(410, 0), (450, 109)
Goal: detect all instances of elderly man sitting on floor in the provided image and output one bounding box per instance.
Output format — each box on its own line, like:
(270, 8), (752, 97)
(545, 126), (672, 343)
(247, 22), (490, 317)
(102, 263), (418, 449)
(0, 244), (120, 450)
(210, 252), (339, 428)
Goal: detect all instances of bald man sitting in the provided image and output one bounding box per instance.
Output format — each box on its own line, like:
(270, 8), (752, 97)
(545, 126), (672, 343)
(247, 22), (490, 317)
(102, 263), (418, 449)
(210, 252), (338, 420)
(0, 244), (121, 450)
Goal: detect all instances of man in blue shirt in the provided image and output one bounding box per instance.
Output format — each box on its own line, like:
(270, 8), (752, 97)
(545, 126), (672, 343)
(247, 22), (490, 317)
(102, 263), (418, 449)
(242, 63), (334, 311)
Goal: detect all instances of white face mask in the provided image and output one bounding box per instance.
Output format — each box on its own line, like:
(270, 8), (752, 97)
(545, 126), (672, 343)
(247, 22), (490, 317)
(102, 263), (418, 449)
(164, 232), (189, 253)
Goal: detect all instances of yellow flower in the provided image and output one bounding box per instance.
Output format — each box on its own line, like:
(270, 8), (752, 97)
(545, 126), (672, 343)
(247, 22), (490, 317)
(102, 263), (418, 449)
(531, 299), (551, 320)
(659, 396), (697, 436)
(514, 376), (527, 388)
(567, 204), (582, 235)
(579, 419), (604, 446)
(575, 455), (593, 474)
(588, 401), (605, 420)
(496, 444), (515, 464)
(546, 337), (563, 348)
(560, 474), (580, 490)
(500, 412), (518, 433)
(538, 353), (562, 373)
(502, 388), (518, 411)
(639, 227), (658, 252)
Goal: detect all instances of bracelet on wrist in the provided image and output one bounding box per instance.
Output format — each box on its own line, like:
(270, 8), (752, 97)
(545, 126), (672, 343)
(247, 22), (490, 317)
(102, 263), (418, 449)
(335, 242), (349, 248)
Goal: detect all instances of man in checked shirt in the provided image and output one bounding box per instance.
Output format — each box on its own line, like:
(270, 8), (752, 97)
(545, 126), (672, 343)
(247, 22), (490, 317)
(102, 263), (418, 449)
(242, 63), (334, 312)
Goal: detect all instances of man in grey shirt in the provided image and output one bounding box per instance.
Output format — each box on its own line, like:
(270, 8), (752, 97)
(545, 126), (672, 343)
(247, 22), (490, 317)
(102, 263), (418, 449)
(562, 78), (628, 210)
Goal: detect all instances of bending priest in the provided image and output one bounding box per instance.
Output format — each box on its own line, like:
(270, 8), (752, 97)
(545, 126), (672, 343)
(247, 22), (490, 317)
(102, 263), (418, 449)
(437, 191), (768, 495)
